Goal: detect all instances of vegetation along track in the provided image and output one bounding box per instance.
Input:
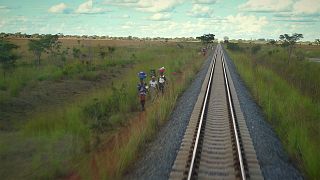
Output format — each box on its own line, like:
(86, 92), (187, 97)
(170, 44), (263, 180)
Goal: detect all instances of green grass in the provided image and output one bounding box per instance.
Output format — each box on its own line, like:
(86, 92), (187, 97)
(227, 49), (320, 179)
(0, 43), (139, 102)
(232, 44), (320, 103)
(0, 42), (204, 179)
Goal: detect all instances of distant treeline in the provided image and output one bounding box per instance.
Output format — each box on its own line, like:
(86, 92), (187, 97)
(0, 32), (198, 41)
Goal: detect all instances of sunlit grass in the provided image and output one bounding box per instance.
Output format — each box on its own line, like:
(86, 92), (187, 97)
(227, 50), (320, 179)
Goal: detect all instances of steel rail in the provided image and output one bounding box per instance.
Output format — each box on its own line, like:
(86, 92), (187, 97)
(186, 51), (217, 180)
(222, 54), (246, 180)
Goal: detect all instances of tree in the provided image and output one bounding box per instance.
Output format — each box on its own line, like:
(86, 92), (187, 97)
(279, 33), (303, 63)
(28, 34), (60, 66)
(268, 39), (276, 46)
(224, 36), (229, 43)
(28, 39), (44, 66)
(108, 46), (116, 60)
(73, 47), (81, 60)
(196, 33), (215, 45)
(0, 39), (19, 79)
(315, 39), (320, 46)
(99, 47), (107, 60)
(44, 34), (61, 60)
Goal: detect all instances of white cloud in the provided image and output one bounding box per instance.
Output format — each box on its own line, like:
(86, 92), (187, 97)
(136, 0), (184, 12)
(0, 5), (10, 13)
(293, 0), (320, 14)
(48, 3), (67, 13)
(0, 19), (5, 28)
(239, 0), (293, 12)
(121, 21), (135, 29)
(105, 0), (183, 12)
(189, 4), (213, 17)
(226, 14), (268, 33)
(76, 0), (106, 14)
(193, 0), (217, 4)
(149, 13), (171, 21)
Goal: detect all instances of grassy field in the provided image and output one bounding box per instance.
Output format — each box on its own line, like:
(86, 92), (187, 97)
(225, 43), (320, 179)
(0, 38), (206, 179)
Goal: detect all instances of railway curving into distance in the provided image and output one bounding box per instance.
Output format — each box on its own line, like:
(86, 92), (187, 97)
(170, 44), (263, 180)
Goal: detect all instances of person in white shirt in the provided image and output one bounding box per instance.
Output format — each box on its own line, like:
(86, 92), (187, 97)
(158, 67), (166, 94)
(149, 75), (158, 102)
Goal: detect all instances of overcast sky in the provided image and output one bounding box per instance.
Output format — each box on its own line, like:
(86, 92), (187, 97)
(0, 0), (319, 41)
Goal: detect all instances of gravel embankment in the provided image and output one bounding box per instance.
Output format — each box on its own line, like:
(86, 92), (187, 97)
(223, 48), (304, 180)
(125, 52), (213, 180)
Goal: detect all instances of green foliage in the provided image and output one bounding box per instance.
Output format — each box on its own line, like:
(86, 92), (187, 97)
(196, 33), (215, 44)
(279, 33), (304, 62)
(28, 34), (60, 66)
(268, 39), (276, 45)
(72, 48), (81, 59)
(251, 44), (261, 54)
(0, 39), (19, 78)
(226, 42), (242, 51)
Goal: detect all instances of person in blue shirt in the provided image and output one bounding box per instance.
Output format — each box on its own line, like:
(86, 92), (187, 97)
(137, 72), (148, 111)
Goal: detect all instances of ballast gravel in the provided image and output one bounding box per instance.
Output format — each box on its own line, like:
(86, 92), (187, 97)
(126, 48), (304, 180)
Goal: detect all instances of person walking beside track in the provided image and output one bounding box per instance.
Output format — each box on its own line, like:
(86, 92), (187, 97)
(149, 75), (158, 102)
(158, 67), (167, 94)
(137, 71), (148, 111)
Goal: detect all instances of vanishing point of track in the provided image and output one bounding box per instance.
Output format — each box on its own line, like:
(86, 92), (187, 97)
(170, 44), (263, 180)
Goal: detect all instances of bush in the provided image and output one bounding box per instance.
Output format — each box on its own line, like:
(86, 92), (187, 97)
(251, 45), (261, 54)
(227, 43), (242, 51)
(295, 50), (305, 61)
(83, 84), (130, 133)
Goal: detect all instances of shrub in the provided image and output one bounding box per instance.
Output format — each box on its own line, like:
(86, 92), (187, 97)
(227, 43), (242, 51)
(251, 44), (262, 54)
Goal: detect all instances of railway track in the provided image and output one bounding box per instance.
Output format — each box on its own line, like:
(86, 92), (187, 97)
(169, 44), (263, 180)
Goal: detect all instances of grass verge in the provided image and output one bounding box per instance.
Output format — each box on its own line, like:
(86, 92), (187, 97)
(227, 50), (320, 179)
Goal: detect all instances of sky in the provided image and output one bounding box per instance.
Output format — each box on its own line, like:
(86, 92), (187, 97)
(0, 0), (319, 41)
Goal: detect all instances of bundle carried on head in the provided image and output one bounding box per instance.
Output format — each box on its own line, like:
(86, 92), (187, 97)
(159, 67), (165, 73)
(138, 71), (147, 79)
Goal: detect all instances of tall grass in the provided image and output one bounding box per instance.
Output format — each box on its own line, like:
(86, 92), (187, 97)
(0, 42), (204, 179)
(241, 44), (320, 102)
(227, 50), (320, 179)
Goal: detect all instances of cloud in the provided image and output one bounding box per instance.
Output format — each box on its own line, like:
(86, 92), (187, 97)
(239, 0), (293, 12)
(0, 5), (8, 10)
(75, 0), (107, 14)
(273, 16), (318, 23)
(105, 0), (183, 12)
(0, 5), (10, 13)
(193, 0), (217, 4)
(121, 21), (135, 29)
(149, 13), (171, 21)
(48, 3), (67, 13)
(0, 19), (5, 28)
(137, 0), (184, 12)
(226, 14), (268, 33)
(188, 4), (213, 18)
(293, 0), (320, 14)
